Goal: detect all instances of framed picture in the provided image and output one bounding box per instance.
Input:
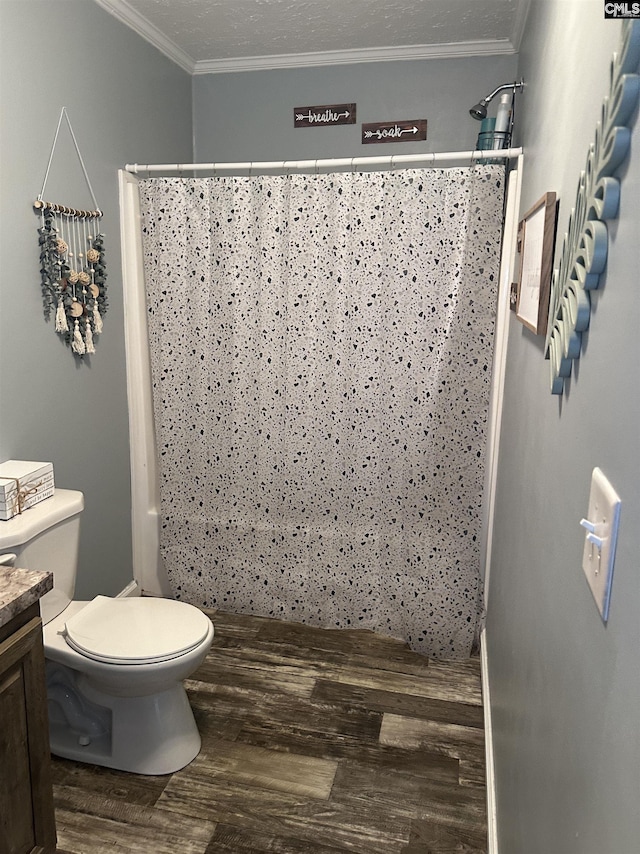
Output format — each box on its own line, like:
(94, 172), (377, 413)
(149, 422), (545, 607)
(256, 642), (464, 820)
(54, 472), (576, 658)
(515, 192), (558, 335)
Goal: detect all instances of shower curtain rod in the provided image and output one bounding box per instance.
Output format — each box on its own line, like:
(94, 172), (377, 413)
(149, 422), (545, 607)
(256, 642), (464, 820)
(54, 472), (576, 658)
(125, 147), (523, 175)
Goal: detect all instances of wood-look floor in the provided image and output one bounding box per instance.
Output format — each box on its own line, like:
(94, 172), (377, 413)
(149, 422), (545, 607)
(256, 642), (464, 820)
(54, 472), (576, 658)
(52, 610), (487, 853)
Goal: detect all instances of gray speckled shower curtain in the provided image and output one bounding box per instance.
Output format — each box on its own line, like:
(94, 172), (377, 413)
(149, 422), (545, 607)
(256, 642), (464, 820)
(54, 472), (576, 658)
(139, 166), (504, 657)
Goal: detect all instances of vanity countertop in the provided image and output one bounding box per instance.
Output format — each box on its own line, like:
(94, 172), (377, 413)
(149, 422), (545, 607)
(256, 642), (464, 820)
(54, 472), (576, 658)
(0, 567), (53, 629)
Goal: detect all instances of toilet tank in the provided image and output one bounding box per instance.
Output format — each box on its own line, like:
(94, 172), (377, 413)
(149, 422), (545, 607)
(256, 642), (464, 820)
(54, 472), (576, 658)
(0, 489), (84, 621)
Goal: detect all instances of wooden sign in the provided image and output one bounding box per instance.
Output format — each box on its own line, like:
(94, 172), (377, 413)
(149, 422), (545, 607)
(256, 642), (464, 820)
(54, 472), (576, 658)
(294, 103), (356, 128)
(362, 120), (428, 144)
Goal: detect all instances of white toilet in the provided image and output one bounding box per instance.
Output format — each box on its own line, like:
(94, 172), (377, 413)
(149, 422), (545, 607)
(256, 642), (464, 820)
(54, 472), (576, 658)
(0, 489), (214, 775)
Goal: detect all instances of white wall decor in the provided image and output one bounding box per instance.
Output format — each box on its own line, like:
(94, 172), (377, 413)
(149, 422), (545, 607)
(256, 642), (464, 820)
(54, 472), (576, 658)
(545, 20), (640, 395)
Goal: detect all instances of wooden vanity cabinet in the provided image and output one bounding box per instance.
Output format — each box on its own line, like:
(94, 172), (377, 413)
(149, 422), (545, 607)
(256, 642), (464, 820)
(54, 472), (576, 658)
(0, 603), (56, 854)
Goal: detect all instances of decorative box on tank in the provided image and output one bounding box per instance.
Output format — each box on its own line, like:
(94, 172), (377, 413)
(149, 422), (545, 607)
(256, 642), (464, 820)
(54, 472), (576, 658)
(0, 460), (55, 521)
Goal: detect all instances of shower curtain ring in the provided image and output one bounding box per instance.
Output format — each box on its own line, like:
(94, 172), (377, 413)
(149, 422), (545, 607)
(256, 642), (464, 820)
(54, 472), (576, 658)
(314, 159), (319, 174)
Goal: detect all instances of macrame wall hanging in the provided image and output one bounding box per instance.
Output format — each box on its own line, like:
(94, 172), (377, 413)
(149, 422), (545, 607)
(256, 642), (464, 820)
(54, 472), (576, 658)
(34, 107), (108, 356)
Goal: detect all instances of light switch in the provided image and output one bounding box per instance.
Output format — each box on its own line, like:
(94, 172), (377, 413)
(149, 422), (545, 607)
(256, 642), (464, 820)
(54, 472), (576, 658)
(580, 467), (621, 622)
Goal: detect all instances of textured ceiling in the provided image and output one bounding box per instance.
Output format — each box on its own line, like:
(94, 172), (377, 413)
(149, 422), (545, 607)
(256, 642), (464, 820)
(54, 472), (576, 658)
(96, 0), (531, 73)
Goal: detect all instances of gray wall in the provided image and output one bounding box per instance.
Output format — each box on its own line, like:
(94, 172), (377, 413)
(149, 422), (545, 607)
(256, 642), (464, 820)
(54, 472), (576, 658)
(193, 55), (518, 161)
(0, 1), (192, 598)
(487, 2), (640, 852)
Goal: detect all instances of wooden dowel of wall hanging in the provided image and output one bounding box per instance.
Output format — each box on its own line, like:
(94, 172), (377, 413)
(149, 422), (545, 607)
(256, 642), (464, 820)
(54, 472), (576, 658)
(33, 199), (102, 217)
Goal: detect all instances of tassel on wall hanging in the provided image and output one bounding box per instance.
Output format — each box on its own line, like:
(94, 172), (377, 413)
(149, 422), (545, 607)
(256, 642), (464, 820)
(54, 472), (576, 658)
(35, 107), (108, 356)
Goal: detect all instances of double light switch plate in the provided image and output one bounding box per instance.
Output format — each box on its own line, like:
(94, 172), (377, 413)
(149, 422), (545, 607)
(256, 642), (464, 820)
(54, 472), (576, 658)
(580, 467), (621, 622)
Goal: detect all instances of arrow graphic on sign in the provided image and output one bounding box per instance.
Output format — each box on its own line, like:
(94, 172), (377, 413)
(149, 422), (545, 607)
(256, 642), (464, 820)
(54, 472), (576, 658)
(361, 120), (427, 144)
(296, 110), (351, 123)
(294, 104), (356, 128)
(364, 126), (419, 140)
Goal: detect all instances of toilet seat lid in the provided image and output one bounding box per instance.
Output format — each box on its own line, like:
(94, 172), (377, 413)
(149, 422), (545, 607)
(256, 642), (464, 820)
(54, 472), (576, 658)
(63, 596), (212, 664)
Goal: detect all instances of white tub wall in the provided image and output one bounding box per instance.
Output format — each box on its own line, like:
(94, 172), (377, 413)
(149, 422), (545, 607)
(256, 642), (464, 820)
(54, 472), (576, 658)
(120, 170), (170, 597)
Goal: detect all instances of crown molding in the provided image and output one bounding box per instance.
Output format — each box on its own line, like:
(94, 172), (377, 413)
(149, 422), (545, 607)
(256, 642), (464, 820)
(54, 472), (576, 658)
(94, 0), (196, 73)
(94, 0), (516, 76)
(192, 40), (516, 75)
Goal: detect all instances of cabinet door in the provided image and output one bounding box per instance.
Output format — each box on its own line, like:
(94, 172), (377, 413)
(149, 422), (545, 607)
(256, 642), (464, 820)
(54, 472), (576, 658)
(0, 617), (56, 854)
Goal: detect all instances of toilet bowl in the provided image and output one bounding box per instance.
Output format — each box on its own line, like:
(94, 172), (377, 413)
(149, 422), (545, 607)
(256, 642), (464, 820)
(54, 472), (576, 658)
(43, 596), (214, 775)
(0, 488), (214, 775)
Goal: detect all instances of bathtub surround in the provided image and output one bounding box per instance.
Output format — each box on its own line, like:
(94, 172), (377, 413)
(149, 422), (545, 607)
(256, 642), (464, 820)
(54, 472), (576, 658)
(139, 166), (504, 658)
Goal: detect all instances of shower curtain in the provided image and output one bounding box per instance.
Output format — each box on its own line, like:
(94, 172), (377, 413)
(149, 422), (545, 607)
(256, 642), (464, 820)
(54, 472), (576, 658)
(139, 166), (504, 658)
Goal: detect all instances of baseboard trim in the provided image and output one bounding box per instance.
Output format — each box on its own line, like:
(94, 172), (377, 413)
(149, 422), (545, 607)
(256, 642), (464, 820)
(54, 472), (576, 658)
(480, 628), (498, 854)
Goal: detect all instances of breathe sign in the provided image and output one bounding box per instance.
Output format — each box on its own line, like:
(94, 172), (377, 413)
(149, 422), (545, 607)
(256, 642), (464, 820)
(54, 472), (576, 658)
(362, 120), (428, 144)
(294, 103), (356, 127)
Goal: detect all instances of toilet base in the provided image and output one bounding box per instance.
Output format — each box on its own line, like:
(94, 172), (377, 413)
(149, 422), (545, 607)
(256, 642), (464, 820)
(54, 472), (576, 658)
(48, 671), (202, 775)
